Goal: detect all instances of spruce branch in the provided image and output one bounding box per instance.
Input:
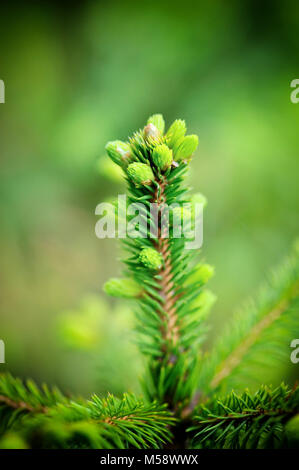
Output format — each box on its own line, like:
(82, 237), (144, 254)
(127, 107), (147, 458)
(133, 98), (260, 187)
(0, 373), (69, 436)
(198, 248), (299, 395)
(189, 383), (299, 449)
(19, 395), (175, 449)
(104, 114), (215, 411)
(2, 115), (298, 449)
(0, 374), (175, 449)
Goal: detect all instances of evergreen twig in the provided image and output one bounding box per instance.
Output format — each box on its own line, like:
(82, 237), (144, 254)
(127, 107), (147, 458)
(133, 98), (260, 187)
(1, 115), (298, 449)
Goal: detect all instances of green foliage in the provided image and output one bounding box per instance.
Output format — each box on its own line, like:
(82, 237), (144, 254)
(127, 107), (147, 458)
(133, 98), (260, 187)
(127, 162), (155, 186)
(0, 373), (68, 436)
(1, 115), (299, 449)
(105, 140), (133, 167)
(104, 114), (214, 412)
(198, 248), (299, 395)
(139, 247), (163, 271)
(186, 263), (215, 286)
(147, 114), (165, 135)
(103, 277), (143, 298)
(189, 384), (299, 449)
(152, 144), (173, 171)
(166, 119), (186, 149)
(1, 2), (298, 418)
(0, 373), (174, 449)
(173, 135), (199, 161)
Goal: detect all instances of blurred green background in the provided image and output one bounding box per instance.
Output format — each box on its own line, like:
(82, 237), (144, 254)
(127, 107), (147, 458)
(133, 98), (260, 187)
(0, 0), (298, 396)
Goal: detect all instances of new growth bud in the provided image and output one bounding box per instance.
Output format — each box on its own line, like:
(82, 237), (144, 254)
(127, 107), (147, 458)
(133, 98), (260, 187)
(144, 123), (161, 142)
(152, 144), (173, 171)
(187, 263), (215, 285)
(103, 277), (143, 298)
(174, 135), (199, 161)
(190, 289), (217, 320)
(166, 119), (186, 148)
(147, 114), (165, 134)
(127, 162), (155, 186)
(105, 140), (132, 166)
(139, 247), (163, 271)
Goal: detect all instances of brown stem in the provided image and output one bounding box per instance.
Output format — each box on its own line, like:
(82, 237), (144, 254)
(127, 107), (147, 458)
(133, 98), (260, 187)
(0, 394), (47, 413)
(153, 178), (179, 350)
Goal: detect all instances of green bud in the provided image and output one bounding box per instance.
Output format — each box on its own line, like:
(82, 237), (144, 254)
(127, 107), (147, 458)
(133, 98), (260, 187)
(127, 162), (155, 186)
(166, 119), (186, 148)
(174, 135), (198, 160)
(147, 114), (165, 134)
(105, 140), (132, 166)
(285, 414), (299, 447)
(187, 263), (215, 285)
(103, 277), (143, 298)
(144, 123), (161, 142)
(139, 247), (163, 271)
(152, 144), (173, 171)
(190, 289), (217, 320)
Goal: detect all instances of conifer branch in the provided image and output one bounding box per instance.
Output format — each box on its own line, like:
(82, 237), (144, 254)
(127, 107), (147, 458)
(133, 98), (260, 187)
(189, 383), (299, 448)
(104, 115), (214, 411)
(211, 285), (297, 389)
(0, 373), (67, 415)
(2, 115), (297, 449)
(198, 249), (299, 395)
(0, 374), (175, 449)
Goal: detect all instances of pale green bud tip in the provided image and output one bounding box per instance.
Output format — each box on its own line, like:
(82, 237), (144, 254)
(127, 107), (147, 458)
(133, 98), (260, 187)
(175, 134), (199, 160)
(147, 114), (165, 134)
(166, 119), (186, 148)
(152, 144), (173, 171)
(127, 162), (154, 186)
(188, 263), (215, 285)
(103, 277), (142, 298)
(191, 289), (217, 319)
(139, 247), (163, 271)
(144, 123), (160, 141)
(105, 140), (132, 166)
(198, 289), (217, 308)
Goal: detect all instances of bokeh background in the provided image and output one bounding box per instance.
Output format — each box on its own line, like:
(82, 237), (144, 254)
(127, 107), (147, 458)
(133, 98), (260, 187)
(0, 0), (298, 396)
